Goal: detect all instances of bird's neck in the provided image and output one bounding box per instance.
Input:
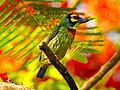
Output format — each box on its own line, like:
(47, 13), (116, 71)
(67, 27), (76, 36)
(59, 23), (76, 36)
(59, 18), (77, 36)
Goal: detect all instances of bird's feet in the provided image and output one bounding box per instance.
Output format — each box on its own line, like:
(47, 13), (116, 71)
(55, 55), (58, 60)
(48, 55), (58, 64)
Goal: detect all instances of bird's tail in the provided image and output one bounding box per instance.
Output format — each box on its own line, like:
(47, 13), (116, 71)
(36, 64), (49, 79)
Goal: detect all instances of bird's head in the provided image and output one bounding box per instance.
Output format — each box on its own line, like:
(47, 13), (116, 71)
(65, 13), (91, 29)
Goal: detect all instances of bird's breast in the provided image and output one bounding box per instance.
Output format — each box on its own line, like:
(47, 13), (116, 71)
(48, 33), (74, 60)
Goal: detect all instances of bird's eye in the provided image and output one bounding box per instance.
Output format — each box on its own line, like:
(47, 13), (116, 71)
(73, 16), (78, 19)
(70, 14), (81, 22)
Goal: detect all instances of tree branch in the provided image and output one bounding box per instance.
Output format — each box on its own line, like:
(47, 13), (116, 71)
(81, 50), (120, 90)
(39, 42), (78, 90)
(0, 82), (35, 90)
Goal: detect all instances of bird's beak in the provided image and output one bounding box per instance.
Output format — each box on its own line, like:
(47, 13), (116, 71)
(78, 16), (94, 23)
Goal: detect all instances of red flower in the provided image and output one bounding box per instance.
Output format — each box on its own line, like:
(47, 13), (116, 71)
(106, 66), (120, 89)
(66, 59), (99, 78)
(61, 0), (68, 8)
(0, 73), (9, 82)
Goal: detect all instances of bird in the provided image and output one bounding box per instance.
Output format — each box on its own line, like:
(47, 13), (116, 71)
(36, 13), (90, 79)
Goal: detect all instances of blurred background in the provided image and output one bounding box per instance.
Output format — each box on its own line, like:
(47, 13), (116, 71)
(0, 0), (120, 90)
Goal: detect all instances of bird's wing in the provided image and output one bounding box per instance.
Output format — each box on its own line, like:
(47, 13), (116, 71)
(39, 26), (61, 61)
(45, 26), (61, 44)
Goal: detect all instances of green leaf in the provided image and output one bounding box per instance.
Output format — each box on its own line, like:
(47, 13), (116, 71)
(70, 51), (88, 63)
(81, 48), (100, 53)
(69, 47), (88, 63)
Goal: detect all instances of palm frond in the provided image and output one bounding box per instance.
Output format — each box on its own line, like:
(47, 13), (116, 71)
(0, 0), (103, 65)
(0, 0), (74, 62)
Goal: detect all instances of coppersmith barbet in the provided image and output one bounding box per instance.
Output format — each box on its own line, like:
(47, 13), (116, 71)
(36, 13), (90, 78)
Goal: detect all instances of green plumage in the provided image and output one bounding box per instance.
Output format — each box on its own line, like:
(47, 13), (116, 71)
(48, 27), (74, 60)
(36, 13), (90, 78)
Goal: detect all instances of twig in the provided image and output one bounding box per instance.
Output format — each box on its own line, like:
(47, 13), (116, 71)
(81, 50), (120, 90)
(39, 42), (78, 90)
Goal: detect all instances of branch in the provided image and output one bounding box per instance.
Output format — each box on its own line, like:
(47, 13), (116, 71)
(81, 50), (120, 90)
(0, 82), (35, 90)
(39, 42), (78, 90)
